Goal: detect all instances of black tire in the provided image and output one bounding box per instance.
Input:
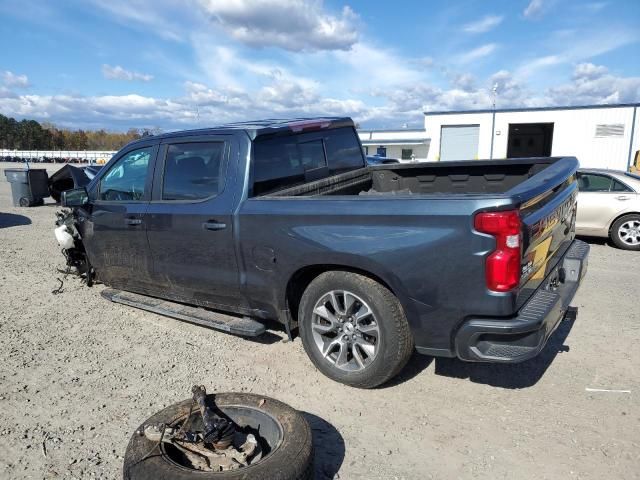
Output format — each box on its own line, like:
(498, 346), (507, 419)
(18, 197), (31, 207)
(610, 214), (640, 251)
(299, 271), (414, 389)
(123, 393), (313, 480)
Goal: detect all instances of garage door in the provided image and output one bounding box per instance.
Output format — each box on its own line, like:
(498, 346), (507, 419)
(439, 125), (480, 161)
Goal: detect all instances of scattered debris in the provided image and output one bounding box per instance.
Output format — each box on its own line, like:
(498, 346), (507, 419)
(585, 388), (631, 394)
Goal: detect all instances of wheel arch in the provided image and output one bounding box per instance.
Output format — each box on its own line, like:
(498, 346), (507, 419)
(285, 264), (404, 325)
(608, 211), (640, 236)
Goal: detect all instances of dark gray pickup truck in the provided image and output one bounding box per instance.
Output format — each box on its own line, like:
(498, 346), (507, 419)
(57, 117), (589, 388)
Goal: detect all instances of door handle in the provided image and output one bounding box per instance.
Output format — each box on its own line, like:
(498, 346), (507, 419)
(203, 221), (227, 231)
(615, 196), (630, 201)
(124, 218), (143, 226)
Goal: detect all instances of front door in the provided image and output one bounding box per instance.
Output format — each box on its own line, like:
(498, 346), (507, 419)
(144, 136), (243, 310)
(80, 143), (158, 290)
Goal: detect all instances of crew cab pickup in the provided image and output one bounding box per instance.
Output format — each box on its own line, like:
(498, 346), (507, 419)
(58, 117), (589, 388)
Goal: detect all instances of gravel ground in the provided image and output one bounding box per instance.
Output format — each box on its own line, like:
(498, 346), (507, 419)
(0, 162), (639, 480)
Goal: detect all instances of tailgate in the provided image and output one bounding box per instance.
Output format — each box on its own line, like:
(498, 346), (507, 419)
(514, 160), (579, 305)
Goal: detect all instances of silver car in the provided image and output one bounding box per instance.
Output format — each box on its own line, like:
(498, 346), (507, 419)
(576, 169), (640, 250)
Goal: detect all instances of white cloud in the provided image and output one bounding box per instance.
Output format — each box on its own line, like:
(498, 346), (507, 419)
(2, 61), (639, 131)
(462, 14), (504, 34)
(195, 0), (359, 51)
(88, 0), (186, 41)
(523, 0), (546, 19)
(102, 64), (154, 82)
(515, 28), (638, 79)
(2, 71), (29, 88)
(546, 63), (640, 105)
(456, 43), (498, 64)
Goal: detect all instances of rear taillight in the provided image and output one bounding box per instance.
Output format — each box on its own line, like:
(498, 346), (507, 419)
(474, 210), (522, 292)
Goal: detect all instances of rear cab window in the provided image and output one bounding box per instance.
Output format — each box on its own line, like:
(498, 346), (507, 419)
(251, 127), (364, 197)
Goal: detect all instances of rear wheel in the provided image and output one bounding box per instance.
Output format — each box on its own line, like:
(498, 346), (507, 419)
(299, 271), (414, 388)
(611, 214), (640, 250)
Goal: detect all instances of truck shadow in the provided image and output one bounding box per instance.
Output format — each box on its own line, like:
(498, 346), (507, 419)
(302, 412), (345, 480)
(433, 308), (577, 389)
(0, 212), (31, 228)
(382, 352), (434, 388)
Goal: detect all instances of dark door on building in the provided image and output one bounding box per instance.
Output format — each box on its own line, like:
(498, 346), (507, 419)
(507, 123), (554, 158)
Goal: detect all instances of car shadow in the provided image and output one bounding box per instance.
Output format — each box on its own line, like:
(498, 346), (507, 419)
(0, 212), (31, 228)
(433, 308), (578, 389)
(302, 412), (345, 480)
(577, 235), (609, 247)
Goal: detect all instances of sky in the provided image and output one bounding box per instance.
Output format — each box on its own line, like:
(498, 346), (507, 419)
(0, 0), (639, 131)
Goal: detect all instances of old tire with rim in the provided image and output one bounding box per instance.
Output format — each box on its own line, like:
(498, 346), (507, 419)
(123, 393), (313, 480)
(611, 214), (640, 250)
(299, 271), (414, 389)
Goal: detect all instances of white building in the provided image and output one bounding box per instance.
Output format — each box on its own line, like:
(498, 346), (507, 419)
(357, 128), (430, 162)
(423, 103), (640, 170)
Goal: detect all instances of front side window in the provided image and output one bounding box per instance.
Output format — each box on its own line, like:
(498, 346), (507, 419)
(162, 142), (225, 201)
(98, 146), (153, 201)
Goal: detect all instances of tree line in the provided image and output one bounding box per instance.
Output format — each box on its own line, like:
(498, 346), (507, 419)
(0, 113), (159, 151)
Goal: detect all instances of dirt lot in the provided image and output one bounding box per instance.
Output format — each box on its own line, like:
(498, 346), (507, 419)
(0, 162), (638, 480)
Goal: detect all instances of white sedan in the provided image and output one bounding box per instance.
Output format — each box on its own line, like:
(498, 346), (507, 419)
(576, 169), (640, 250)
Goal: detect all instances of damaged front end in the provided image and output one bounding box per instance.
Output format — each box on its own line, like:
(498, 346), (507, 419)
(54, 209), (94, 286)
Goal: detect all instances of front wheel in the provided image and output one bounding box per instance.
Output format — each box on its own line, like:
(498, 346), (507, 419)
(610, 214), (640, 250)
(299, 271), (414, 388)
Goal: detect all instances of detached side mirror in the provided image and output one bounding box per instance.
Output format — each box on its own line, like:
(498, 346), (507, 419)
(61, 187), (89, 207)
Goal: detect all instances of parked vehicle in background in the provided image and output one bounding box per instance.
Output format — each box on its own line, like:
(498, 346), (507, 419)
(365, 155), (400, 165)
(56, 118), (588, 388)
(576, 169), (640, 250)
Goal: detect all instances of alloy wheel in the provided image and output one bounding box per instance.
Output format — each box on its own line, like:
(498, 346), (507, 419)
(310, 290), (380, 372)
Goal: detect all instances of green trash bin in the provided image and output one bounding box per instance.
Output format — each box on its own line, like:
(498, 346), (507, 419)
(4, 168), (50, 207)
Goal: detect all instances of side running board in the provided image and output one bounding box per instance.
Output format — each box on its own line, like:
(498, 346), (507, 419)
(101, 288), (266, 337)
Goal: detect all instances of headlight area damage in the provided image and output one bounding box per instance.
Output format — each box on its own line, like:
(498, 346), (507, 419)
(54, 208), (94, 286)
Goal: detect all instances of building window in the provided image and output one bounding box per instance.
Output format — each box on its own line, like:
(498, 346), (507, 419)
(376, 146), (386, 157)
(401, 148), (413, 160)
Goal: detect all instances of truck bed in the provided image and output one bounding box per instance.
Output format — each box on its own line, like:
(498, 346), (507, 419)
(263, 158), (555, 197)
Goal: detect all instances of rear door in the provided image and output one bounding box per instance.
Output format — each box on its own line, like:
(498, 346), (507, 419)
(145, 135), (243, 310)
(81, 142), (158, 289)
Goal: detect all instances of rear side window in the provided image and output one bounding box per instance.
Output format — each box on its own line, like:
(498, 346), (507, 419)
(612, 179), (632, 192)
(162, 142), (225, 200)
(252, 135), (327, 196)
(252, 127), (364, 196)
(324, 127), (365, 174)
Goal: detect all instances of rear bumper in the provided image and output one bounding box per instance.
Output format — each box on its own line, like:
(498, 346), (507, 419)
(455, 239), (589, 363)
